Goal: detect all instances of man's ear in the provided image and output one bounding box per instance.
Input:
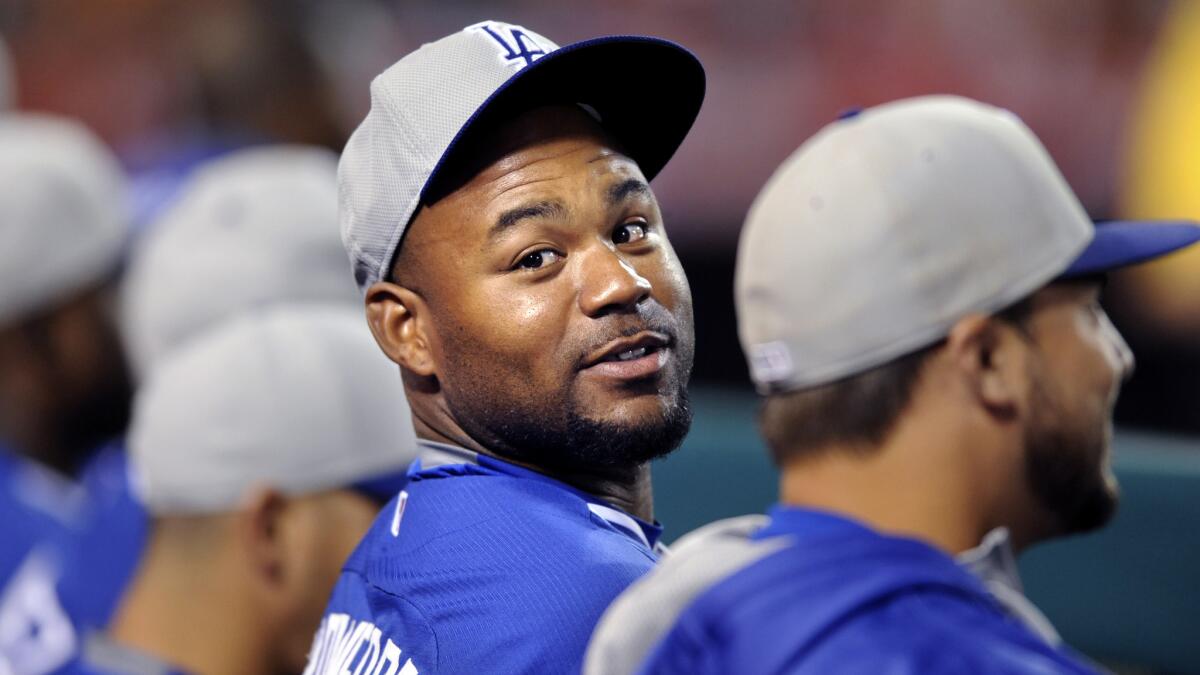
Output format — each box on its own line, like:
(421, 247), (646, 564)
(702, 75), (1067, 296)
(945, 314), (1029, 422)
(365, 282), (437, 377)
(238, 486), (289, 589)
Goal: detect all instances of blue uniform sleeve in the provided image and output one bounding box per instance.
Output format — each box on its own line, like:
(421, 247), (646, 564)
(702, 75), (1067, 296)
(303, 570), (435, 675)
(639, 590), (1100, 675)
(56, 443), (148, 633)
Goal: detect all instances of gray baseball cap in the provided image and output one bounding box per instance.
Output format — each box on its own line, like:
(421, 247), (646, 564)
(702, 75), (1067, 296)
(339, 20), (705, 291)
(130, 305), (418, 515)
(0, 113), (128, 327)
(736, 95), (1200, 394)
(121, 145), (360, 378)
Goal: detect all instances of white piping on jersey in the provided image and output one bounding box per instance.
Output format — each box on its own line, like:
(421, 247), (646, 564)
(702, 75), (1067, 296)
(957, 527), (1061, 645)
(415, 440), (475, 470)
(390, 490), (408, 538)
(587, 503), (651, 549)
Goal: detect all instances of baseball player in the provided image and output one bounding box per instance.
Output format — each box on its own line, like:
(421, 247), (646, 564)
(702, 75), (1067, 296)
(306, 20), (704, 674)
(58, 307), (417, 675)
(52, 145), (368, 646)
(0, 113), (132, 675)
(586, 96), (1200, 674)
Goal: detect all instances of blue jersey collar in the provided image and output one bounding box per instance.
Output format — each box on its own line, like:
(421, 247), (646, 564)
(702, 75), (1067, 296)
(411, 440), (663, 548)
(754, 504), (999, 604)
(754, 504), (883, 542)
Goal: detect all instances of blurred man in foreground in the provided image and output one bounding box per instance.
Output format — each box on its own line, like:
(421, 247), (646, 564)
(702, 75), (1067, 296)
(307, 20), (704, 674)
(64, 307), (416, 675)
(587, 96), (1200, 674)
(0, 113), (132, 674)
(53, 145), (365, 642)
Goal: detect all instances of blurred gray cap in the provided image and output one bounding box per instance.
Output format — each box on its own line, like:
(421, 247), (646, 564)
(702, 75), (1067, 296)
(121, 145), (360, 378)
(0, 113), (129, 327)
(130, 305), (417, 515)
(339, 20), (705, 291)
(736, 96), (1093, 394)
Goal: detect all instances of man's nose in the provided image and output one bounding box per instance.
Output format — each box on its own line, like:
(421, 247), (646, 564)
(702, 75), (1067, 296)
(578, 247), (652, 317)
(1100, 311), (1135, 381)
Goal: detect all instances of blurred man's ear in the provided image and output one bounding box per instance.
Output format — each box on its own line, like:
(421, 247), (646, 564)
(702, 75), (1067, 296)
(364, 282), (438, 377)
(239, 487), (290, 590)
(945, 313), (1032, 424)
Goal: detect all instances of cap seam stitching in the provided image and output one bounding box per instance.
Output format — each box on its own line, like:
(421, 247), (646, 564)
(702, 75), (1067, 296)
(355, 79), (433, 283)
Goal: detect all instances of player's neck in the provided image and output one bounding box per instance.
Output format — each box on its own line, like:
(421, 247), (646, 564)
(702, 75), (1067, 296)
(410, 411), (656, 522)
(553, 461), (655, 523)
(777, 417), (992, 556)
(110, 532), (272, 675)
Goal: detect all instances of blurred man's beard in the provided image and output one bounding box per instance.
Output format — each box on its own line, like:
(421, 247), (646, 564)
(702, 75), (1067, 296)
(43, 320), (133, 476)
(455, 382), (693, 479)
(1023, 373), (1118, 537)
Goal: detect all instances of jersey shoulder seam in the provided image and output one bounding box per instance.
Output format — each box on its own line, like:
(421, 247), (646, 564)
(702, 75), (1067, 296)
(337, 567), (442, 670)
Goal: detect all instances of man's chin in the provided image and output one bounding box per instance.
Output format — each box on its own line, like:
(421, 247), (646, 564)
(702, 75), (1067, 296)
(459, 381), (693, 478)
(1024, 419), (1120, 539)
(1037, 460), (1120, 537)
(564, 397), (692, 470)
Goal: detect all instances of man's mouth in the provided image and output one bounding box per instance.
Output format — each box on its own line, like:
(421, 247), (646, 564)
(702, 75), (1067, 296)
(615, 346), (652, 361)
(581, 332), (672, 381)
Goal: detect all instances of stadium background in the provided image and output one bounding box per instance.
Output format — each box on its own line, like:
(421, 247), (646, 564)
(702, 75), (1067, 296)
(3, 1), (1198, 672)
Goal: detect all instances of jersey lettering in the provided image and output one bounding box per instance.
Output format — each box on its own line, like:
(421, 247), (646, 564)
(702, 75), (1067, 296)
(304, 613), (417, 675)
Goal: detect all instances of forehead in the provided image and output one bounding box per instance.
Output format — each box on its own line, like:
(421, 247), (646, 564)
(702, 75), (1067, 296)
(424, 120), (648, 228)
(399, 106), (652, 271)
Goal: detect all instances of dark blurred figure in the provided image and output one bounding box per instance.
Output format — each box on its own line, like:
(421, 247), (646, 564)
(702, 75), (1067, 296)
(0, 288), (131, 475)
(0, 112), (132, 674)
(0, 114), (132, 477)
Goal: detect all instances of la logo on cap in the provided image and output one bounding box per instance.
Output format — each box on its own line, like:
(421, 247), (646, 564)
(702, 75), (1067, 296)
(469, 21), (552, 68)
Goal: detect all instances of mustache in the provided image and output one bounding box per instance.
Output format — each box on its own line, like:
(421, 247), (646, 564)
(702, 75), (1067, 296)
(571, 303), (680, 370)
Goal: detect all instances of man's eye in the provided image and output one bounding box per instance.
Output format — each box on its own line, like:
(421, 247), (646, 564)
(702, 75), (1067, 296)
(516, 249), (561, 270)
(613, 222), (648, 245)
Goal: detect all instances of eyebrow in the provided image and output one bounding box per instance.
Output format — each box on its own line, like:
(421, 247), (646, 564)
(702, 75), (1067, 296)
(608, 178), (651, 205)
(487, 179), (653, 240)
(491, 200), (568, 238)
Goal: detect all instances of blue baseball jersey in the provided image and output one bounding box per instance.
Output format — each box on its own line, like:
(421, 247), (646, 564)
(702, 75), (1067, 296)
(55, 442), (148, 633)
(304, 442), (663, 675)
(0, 445), (86, 674)
(639, 506), (1100, 675)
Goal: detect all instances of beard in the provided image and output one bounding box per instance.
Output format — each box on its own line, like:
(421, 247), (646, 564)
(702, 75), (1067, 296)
(478, 382), (692, 477)
(52, 373), (132, 473)
(36, 310), (133, 476)
(437, 305), (695, 479)
(1023, 371), (1119, 537)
